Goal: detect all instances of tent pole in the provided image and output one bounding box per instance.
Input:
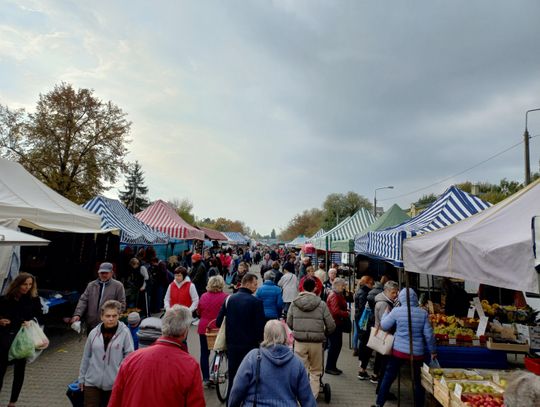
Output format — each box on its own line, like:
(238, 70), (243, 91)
(405, 269), (417, 407)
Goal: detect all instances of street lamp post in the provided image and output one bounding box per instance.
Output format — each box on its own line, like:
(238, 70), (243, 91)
(524, 108), (540, 186)
(374, 186), (394, 217)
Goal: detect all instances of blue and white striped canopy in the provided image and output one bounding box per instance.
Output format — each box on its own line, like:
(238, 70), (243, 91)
(223, 232), (249, 245)
(312, 208), (375, 250)
(83, 196), (169, 245)
(354, 186), (491, 267)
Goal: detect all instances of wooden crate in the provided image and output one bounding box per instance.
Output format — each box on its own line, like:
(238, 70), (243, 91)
(421, 374), (434, 395)
(433, 379), (451, 407)
(486, 337), (529, 352)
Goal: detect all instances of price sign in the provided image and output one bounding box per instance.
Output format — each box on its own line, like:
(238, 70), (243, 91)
(454, 383), (463, 399)
(449, 338), (457, 345)
(473, 297), (486, 319)
(440, 376), (447, 387)
(476, 316), (489, 337)
(492, 373), (500, 385)
(422, 363), (430, 375)
(467, 306), (476, 319)
(472, 339), (480, 346)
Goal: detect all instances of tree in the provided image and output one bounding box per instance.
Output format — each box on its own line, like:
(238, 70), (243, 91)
(119, 161), (150, 213)
(321, 191), (372, 230)
(279, 208), (323, 241)
(168, 198), (196, 225)
(270, 228), (276, 239)
(0, 83), (131, 203)
(456, 178), (524, 205)
(198, 217), (251, 235)
(412, 193), (437, 209)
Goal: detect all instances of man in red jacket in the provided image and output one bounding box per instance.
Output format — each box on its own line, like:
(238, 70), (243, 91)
(108, 304), (204, 407)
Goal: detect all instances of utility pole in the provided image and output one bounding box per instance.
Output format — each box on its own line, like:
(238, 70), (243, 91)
(524, 108), (540, 186)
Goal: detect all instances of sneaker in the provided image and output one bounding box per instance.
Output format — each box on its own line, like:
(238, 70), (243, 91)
(352, 349), (359, 356)
(369, 375), (378, 384)
(325, 368), (342, 375)
(357, 371), (369, 380)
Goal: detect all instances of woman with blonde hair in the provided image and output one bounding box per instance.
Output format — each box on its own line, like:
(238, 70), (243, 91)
(0, 273), (42, 407)
(197, 275), (228, 386)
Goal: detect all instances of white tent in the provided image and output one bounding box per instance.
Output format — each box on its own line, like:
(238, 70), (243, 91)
(403, 180), (540, 294)
(0, 158), (104, 233)
(0, 225), (50, 246)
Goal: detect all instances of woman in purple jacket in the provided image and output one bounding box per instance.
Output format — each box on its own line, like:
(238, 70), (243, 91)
(197, 275), (228, 386)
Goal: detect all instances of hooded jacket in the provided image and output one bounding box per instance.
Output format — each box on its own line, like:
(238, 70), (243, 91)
(287, 292), (335, 342)
(79, 322), (134, 391)
(380, 288), (435, 357)
(228, 345), (316, 407)
(374, 291), (397, 328)
(256, 280), (283, 319)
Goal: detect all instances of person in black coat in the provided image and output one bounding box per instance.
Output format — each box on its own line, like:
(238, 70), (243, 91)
(0, 272), (43, 407)
(217, 273), (265, 398)
(189, 253), (207, 298)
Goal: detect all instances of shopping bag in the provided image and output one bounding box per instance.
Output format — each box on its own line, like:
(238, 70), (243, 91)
(8, 326), (35, 361)
(213, 317), (227, 351)
(358, 305), (373, 331)
(366, 327), (394, 355)
(280, 319), (294, 347)
(26, 320), (49, 350)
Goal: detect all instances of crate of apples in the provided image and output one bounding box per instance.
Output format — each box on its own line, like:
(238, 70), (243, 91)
(462, 394), (504, 407)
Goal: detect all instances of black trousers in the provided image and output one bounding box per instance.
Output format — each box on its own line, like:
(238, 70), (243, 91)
(326, 327), (343, 370)
(227, 347), (252, 398)
(358, 328), (373, 370)
(0, 356), (27, 403)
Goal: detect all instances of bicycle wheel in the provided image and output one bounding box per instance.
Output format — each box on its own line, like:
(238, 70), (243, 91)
(215, 351), (229, 403)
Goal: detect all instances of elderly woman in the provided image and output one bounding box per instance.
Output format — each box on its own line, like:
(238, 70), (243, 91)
(197, 276), (228, 386)
(503, 371), (540, 407)
(298, 266), (323, 296)
(278, 262), (298, 318)
(79, 300), (133, 407)
(0, 273), (42, 407)
(163, 266), (199, 313)
(373, 288), (436, 407)
(325, 278), (350, 375)
(228, 320), (316, 407)
(255, 271), (284, 322)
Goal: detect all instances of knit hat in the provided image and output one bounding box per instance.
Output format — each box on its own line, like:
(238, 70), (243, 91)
(98, 262), (113, 273)
(127, 312), (141, 326)
(192, 253), (202, 262)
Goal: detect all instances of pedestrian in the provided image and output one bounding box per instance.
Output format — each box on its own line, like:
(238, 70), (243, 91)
(372, 281), (399, 396)
(229, 320), (317, 407)
(230, 261), (249, 293)
(163, 266), (199, 314)
(298, 257), (311, 279)
(314, 262), (326, 284)
(355, 275), (375, 378)
(0, 273), (42, 407)
(372, 288), (436, 407)
(260, 254), (273, 278)
(127, 312), (141, 350)
(125, 258), (149, 317)
(108, 305), (205, 407)
(325, 278), (350, 375)
(323, 268), (337, 296)
(278, 262), (298, 318)
(189, 253), (207, 298)
(298, 267), (323, 296)
(207, 258), (220, 278)
(287, 278), (335, 398)
(147, 257), (170, 313)
(216, 273), (265, 397)
(71, 262), (126, 332)
(78, 300), (133, 407)
(256, 271), (284, 322)
(197, 276), (228, 386)
(272, 261), (283, 285)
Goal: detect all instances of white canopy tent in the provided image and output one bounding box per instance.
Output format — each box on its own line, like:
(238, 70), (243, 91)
(403, 180), (540, 294)
(0, 225), (50, 246)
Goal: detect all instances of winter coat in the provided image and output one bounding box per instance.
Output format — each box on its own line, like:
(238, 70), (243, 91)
(298, 276), (323, 296)
(108, 337), (205, 407)
(327, 290), (349, 327)
(0, 295), (43, 354)
(197, 291), (228, 335)
(367, 282), (384, 310)
(354, 284), (371, 321)
(256, 281), (283, 319)
(74, 279), (126, 330)
(216, 287), (265, 351)
(189, 261), (207, 297)
(374, 291), (396, 328)
(278, 273), (298, 303)
(287, 292), (335, 342)
(380, 288), (436, 357)
(163, 278), (199, 312)
(79, 322), (134, 391)
(228, 345), (316, 407)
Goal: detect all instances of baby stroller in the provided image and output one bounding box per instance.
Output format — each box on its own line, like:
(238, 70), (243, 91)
(137, 316), (162, 348)
(320, 341), (331, 403)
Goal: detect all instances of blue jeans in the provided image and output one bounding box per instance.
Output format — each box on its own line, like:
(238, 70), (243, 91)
(199, 334), (210, 381)
(376, 356), (424, 407)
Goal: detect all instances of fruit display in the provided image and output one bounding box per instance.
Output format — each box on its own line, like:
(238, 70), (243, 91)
(430, 369), (480, 380)
(430, 313), (478, 339)
(481, 300), (538, 324)
(462, 394), (504, 407)
(447, 382), (500, 394)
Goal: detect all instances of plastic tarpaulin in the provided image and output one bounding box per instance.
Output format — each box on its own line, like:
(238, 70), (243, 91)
(403, 180), (540, 294)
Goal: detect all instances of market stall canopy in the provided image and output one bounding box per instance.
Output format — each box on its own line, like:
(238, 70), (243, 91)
(312, 208), (375, 251)
(198, 226), (228, 241)
(135, 200), (204, 240)
(356, 186), (491, 267)
(404, 180), (540, 294)
(286, 235), (307, 248)
(0, 224), (50, 246)
(222, 232), (249, 245)
(83, 196), (169, 245)
(306, 228), (326, 243)
(0, 158), (104, 233)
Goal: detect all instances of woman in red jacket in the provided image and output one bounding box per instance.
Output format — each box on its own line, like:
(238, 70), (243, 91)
(197, 276), (228, 386)
(325, 278), (350, 375)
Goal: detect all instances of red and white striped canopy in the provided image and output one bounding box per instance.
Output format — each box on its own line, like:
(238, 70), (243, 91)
(135, 199), (204, 240)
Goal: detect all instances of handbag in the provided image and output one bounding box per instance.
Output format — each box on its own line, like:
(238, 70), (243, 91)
(366, 326), (394, 355)
(213, 297), (230, 351)
(341, 316), (352, 333)
(358, 305), (373, 331)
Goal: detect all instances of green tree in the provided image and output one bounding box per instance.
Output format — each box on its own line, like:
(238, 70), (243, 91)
(119, 161), (150, 213)
(198, 217), (251, 235)
(412, 193), (437, 209)
(0, 83), (131, 203)
(168, 198), (196, 225)
(270, 229), (276, 239)
(280, 208), (323, 241)
(322, 191), (372, 230)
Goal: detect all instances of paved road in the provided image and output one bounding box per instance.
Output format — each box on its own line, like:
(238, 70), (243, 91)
(0, 267), (416, 406)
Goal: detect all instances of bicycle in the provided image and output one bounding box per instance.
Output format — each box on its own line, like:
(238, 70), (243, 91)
(210, 349), (229, 402)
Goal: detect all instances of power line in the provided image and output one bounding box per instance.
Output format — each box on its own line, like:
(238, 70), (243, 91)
(379, 136), (539, 202)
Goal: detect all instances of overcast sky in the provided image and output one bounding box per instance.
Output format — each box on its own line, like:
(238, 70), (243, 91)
(2, 1), (540, 235)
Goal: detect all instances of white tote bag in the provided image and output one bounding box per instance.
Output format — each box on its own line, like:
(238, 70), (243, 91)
(367, 327), (394, 355)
